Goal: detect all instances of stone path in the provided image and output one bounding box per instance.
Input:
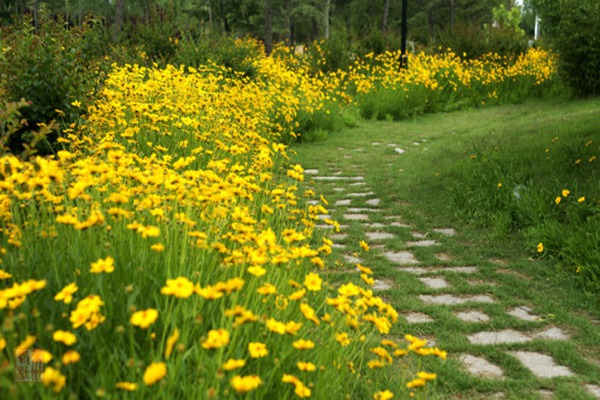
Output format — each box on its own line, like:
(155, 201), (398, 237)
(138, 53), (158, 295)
(302, 158), (600, 399)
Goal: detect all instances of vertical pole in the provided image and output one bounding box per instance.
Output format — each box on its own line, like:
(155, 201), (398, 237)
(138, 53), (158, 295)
(399, 0), (408, 69)
(534, 15), (540, 40)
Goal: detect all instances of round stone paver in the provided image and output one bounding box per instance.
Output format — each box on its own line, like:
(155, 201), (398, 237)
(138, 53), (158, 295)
(335, 199), (352, 206)
(532, 327), (570, 341)
(455, 310), (490, 323)
(366, 198), (381, 206)
(459, 354), (504, 379)
(405, 312), (434, 324)
(365, 232), (395, 241)
(384, 251), (420, 265)
(507, 306), (540, 322)
(394, 148), (406, 154)
(507, 351), (574, 378)
(419, 277), (449, 289)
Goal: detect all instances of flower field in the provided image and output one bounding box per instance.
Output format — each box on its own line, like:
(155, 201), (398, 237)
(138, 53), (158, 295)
(0, 39), (559, 398)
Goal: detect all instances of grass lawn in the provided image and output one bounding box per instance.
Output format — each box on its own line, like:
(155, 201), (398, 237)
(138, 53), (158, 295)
(291, 97), (600, 399)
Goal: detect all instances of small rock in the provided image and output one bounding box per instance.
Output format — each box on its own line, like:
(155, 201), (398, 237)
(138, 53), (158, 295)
(384, 251), (420, 265)
(532, 327), (569, 341)
(468, 329), (531, 345)
(407, 240), (440, 247)
(394, 148), (406, 154)
(365, 232), (395, 241)
(419, 277), (449, 289)
(508, 351), (574, 378)
(335, 199), (351, 206)
(507, 306), (539, 322)
(420, 294), (495, 306)
(343, 214), (369, 221)
(455, 310), (490, 323)
(585, 384), (600, 399)
(405, 312), (434, 324)
(459, 354), (504, 378)
(304, 169), (319, 175)
(366, 198), (381, 206)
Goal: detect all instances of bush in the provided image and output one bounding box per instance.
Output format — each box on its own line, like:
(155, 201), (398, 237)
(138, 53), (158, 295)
(531, 0), (600, 95)
(0, 8), (107, 154)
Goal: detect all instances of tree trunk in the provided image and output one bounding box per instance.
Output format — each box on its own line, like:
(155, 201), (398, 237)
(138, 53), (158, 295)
(324, 0), (331, 39)
(382, 0), (390, 36)
(113, 0), (124, 42)
(264, 0), (273, 55)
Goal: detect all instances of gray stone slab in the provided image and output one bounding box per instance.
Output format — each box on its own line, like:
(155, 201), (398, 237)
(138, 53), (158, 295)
(347, 208), (380, 213)
(332, 244), (346, 249)
(459, 354), (504, 378)
(419, 277), (449, 289)
(365, 223), (386, 228)
(420, 294), (495, 306)
(384, 251), (420, 265)
(330, 234), (348, 240)
(333, 188), (346, 192)
(347, 192), (375, 197)
(507, 306), (540, 322)
(405, 312), (434, 324)
(390, 221), (411, 228)
(372, 280), (393, 291)
(317, 214), (331, 220)
(468, 329), (531, 345)
(312, 176), (364, 181)
(413, 142), (421, 146)
(366, 198), (381, 206)
(316, 224), (348, 230)
(394, 148), (406, 154)
(335, 199), (351, 206)
(586, 384), (600, 399)
(433, 228), (457, 236)
(407, 240), (441, 247)
(397, 267), (432, 275)
(365, 232), (395, 241)
(444, 267), (478, 274)
(538, 390), (554, 400)
(387, 143), (398, 147)
(371, 142), (381, 145)
(508, 351), (574, 378)
(307, 200), (320, 205)
(455, 310), (490, 323)
(342, 254), (361, 264)
(532, 327), (569, 341)
(343, 214), (369, 221)
(411, 232), (427, 239)
(304, 169), (319, 175)
(435, 253), (454, 261)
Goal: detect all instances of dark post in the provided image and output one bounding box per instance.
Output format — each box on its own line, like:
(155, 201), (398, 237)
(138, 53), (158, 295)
(399, 0), (408, 69)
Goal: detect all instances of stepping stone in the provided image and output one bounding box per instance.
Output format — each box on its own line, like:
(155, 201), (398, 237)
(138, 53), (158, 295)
(384, 251), (420, 265)
(468, 329), (531, 345)
(335, 199), (351, 206)
(371, 142), (381, 145)
(407, 240), (440, 247)
(332, 244), (346, 249)
(459, 354), (504, 379)
(333, 188), (346, 192)
(365, 223), (386, 228)
(433, 228), (457, 236)
(366, 198), (380, 206)
(318, 214), (331, 220)
(507, 306), (540, 322)
(419, 277), (449, 289)
(347, 192), (375, 197)
(397, 267), (432, 275)
(586, 384), (600, 399)
(390, 221), (411, 228)
(347, 208), (380, 213)
(330, 234), (348, 240)
(411, 232), (427, 239)
(372, 280), (393, 291)
(538, 390), (554, 400)
(455, 310), (490, 323)
(316, 224), (348, 230)
(413, 142), (421, 146)
(304, 169), (319, 175)
(354, 148), (364, 152)
(365, 232), (395, 241)
(387, 143), (398, 147)
(443, 267), (478, 274)
(343, 254), (361, 264)
(343, 214), (369, 221)
(532, 327), (569, 341)
(394, 148), (406, 154)
(435, 253), (453, 261)
(307, 200), (320, 205)
(508, 351), (574, 378)
(420, 294), (495, 306)
(332, 171), (343, 176)
(405, 312), (434, 324)
(312, 176), (364, 181)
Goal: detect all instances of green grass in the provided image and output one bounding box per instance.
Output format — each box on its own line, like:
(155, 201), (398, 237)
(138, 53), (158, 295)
(292, 98), (600, 399)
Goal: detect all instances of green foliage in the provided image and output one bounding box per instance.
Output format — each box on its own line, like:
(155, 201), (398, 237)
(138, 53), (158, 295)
(0, 8), (107, 154)
(532, 0), (600, 95)
(446, 114), (600, 291)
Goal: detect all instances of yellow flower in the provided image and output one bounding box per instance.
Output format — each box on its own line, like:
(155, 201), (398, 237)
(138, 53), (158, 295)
(0, 337), (5, 351)
(578, 197), (585, 203)
(497, 183), (502, 189)
(257, 283), (277, 295)
(359, 240), (370, 251)
(374, 390), (394, 400)
(555, 196), (561, 205)
(165, 328), (180, 359)
(247, 265), (267, 276)
(297, 361), (316, 371)
(417, 371), (437, 381)
(562, 189), (570, 197)
(90, 256), (115, 274)
(285, 321), (302, 335)
(53, 330), (77, 346)
(41, 367), (66, 393)
(335, 332), (351, 346)
(222, 358), (246, 371)
(62, 350), (80, 365)
(71, 100), (82, 107)
(15, 335), (36, 355)
(292, 339), (315, 350)
(116, 382), (138, 391)
(537, 242), (544, 253)
(300, 303), (320, 325)
(266, 318), (286, 334)
(201, 329), (230, 349)
(54, 283), (78, 304)
(248, 342), (268, 358)
(143, 361), (167, 386)
(161, 277), (195, 298)
(0, 269), (12, 280)
(150, 243), (165, 252)
(356, 264), (373, 275)
(304, 273), (322, 292)
(230, 375), (262, 394)
(130, 308), (159, 329)
(289, 288), (306, 301)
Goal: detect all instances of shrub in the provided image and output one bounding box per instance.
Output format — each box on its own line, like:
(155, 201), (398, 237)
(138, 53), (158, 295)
(531, 0), (600, 95)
